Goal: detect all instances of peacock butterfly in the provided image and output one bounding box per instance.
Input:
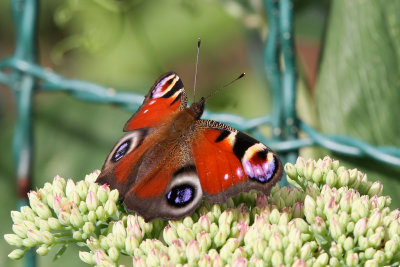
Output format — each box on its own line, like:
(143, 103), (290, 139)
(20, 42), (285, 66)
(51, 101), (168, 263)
(96, 72), (283, 221)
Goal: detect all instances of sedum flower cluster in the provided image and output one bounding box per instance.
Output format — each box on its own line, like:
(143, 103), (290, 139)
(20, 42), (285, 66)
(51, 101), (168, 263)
(4, 157), (400, 266)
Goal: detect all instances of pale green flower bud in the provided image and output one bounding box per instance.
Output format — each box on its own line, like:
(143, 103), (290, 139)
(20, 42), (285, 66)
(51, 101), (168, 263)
(269, 208), (280, 224)
(232, 257), (248, 267)
(269, 232), (283, 251)
(304, 196), (316, 224)
(219, 210), (234, 226)
(93, 249), (113, 265)
(271, 250), (283, 266)
(373, 250), (385, 264)
(385, 238), (398, 254)
(52, 195), (63, 212)
(325, 170), (337, 187)
(295, 157), (305, 177)
(58, 211), (71, 225)
(186, 240), (200, 263)
(36, 245), (50, 256)
(41, 231), (54, 245)
(11, 211), (25, 224)
(132, 256), (146, 267)
(86, 210), (96, 223)
(4, 234), (23, 247)
(163, 225), (178, 245)
(21, 206), (36, 222)
(86, 191), (98, 211)
(290, 202), (302, 219)
(22, 237), (36, 247)
(108, 189), (119, 203)
(315, 253), (329, 265)
(312, 216), (327, 235)
(368, 210), (382, 230)
(368, 232), (382, 248)
(183, 216), (194, 228)
(8, 248), (26, 260)
(70, 207), (84, 228)
(214, 227), (228, 248)
(368, 181), (383, 196)
(364, 259), (379, 267)
(209, 223), (218, 238)
(177, 224), (194, 243)
(76, 181), (88, 200)
(197, 231), (211, 252)
(339, 191), (353, 213)
(338, 170), (350, 187)
(137, 216), (153, 236)
(26, 228), (42, 243)
(388, 220), (399, 239)
(65, 179), (76, 199)
(83, 222), (95, 235)
(290, 218), (309, 233)
(79, 251), (96, 265)
(312, 167), (323, 185)
(87, 236), (101, 251)
(104, 199), (117, 217)
(354, 218), (368, 238)
(72, 230), (83, 241)
(365, 247), (375, 259)
(300, 242), (312, 259)
(28, 191), (41, 209)
(113, 221), (126, 239)
(198, 254), (211, 267)
(343, 236), (354, 251)
(97, 184), (110, 204)
(252, 237), (266, 258)
(292, 259), (307, 267)
(199, 215), (211, 232)
(345, 252), (359, 266)
(96, 206), (106, 221)
(358, 236), (369, 250)
(125, 235), (139, 255)
(304, 161), (315, 180)
(168, 239), (185, 264)
(348, 168), (358, 185)
(108, 246), (119, 262)
(329, 242), (343, 258)
(284, 163), (297, 180)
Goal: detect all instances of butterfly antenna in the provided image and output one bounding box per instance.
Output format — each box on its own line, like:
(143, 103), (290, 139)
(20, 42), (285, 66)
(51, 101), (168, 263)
(205, 72), (246, 100)
(193, 38), (201, 103)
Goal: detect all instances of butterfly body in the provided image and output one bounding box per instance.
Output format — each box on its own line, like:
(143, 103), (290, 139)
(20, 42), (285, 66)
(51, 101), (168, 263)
(97, 72), (282, 221)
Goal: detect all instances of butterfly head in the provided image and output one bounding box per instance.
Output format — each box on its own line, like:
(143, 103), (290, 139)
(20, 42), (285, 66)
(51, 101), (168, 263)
(188, 97), (205, 120)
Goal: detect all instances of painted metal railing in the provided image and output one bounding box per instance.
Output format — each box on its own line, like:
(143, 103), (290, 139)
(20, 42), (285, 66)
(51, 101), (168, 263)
(1, 0), (400, 266)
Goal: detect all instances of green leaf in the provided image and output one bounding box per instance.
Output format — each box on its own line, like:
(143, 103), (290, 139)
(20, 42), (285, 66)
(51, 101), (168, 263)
(53, 244), (68, 262)
(315, 0), (400, 206)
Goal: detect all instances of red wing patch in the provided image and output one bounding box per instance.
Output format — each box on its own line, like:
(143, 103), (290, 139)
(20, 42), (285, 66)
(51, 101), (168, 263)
(124, 72), (187, 131)
(191, 129), (247, 195)
(130, 167), (171, 198)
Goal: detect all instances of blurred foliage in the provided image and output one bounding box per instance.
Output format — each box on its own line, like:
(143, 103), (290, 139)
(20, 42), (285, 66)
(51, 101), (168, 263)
(0, 0), (399, 266)
(315, 0), (400, 208)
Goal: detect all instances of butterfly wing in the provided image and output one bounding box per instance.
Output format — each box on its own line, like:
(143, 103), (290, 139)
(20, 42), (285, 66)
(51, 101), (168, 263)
(122, 143), (204, 221)
(124, 72), (188, 131)
(97, 72), (188, 202)
(191, 120), (282, 203)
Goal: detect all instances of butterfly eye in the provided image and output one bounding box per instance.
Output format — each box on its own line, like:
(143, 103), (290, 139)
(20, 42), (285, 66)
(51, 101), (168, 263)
(112, 140), (131, 162)
(166, 184), (195, 207)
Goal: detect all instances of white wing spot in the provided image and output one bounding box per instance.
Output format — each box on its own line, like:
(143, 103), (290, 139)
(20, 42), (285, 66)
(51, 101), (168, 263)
(224, 173), (229, 180)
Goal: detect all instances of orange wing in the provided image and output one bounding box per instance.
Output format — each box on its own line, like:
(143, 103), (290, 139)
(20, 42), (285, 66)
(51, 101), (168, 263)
(124, 72), (187, 131)
(191, 120), (282, 203)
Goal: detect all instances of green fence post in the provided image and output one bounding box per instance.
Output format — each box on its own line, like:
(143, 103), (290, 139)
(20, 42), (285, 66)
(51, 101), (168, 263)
(11, 0), (38, 266)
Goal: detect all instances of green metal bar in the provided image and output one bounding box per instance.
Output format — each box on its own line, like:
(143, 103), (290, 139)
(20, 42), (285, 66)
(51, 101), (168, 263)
(263, 0), (282, 141)
(11, 0), (38, 266)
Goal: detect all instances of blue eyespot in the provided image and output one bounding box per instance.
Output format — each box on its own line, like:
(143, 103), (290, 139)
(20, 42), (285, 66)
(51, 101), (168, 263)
(166, 185), (195, 207)
(112, 140), (130, 162)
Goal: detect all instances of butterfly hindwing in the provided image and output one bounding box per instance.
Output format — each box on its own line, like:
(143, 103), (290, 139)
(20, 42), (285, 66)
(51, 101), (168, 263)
(122, 143), (204, 221)
(191, 120), (282, 203)
(124, 72), (188, 131)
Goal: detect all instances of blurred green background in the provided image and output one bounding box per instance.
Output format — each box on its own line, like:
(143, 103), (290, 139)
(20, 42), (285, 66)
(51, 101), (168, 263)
(1, 0), (399, 266)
